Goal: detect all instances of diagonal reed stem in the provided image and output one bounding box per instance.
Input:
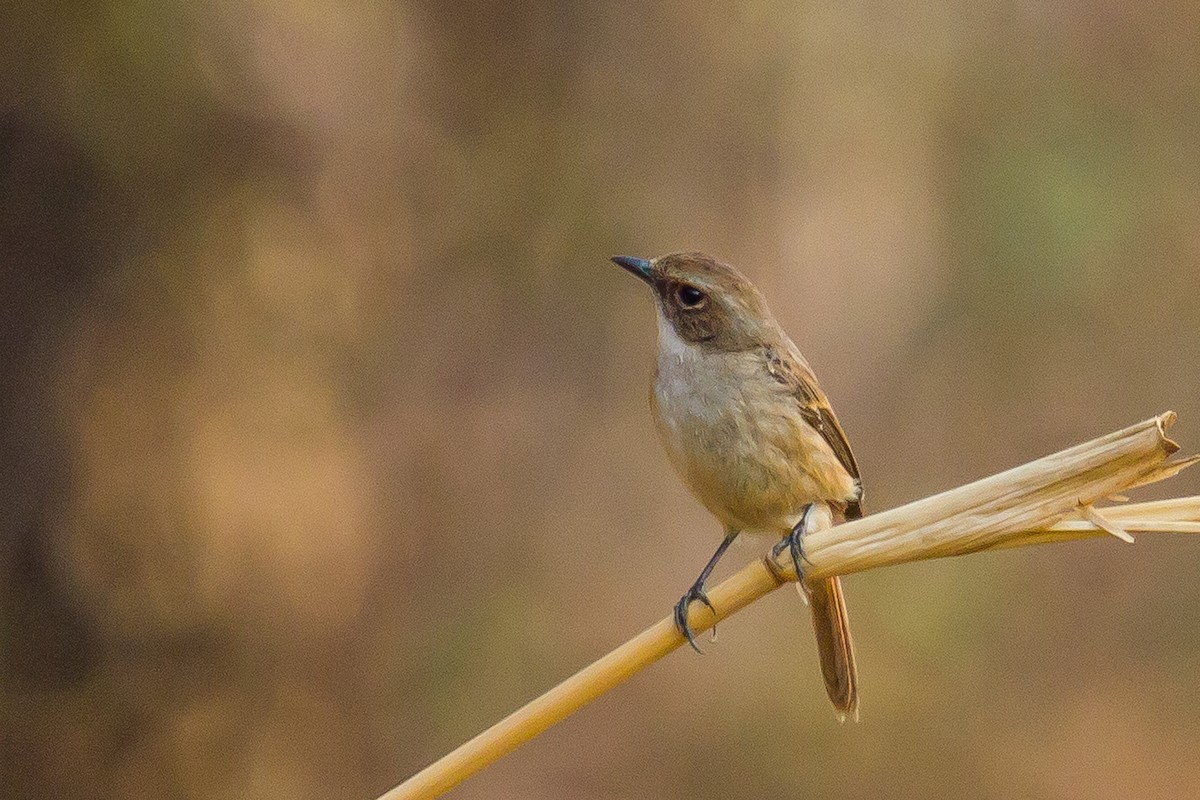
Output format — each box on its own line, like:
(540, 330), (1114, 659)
(378, 412), (1198, 800)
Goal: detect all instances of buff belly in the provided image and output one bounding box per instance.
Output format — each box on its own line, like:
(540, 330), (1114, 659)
(652, 333), (856, 534)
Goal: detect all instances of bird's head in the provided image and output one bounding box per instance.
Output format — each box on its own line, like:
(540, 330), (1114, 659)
(611, 252), (776, 351)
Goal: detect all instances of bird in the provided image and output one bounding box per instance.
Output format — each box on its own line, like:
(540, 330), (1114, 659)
(613, 251), (862, 719)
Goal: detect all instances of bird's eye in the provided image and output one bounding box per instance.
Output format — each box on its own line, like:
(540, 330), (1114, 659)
(676, 285), (707, 309)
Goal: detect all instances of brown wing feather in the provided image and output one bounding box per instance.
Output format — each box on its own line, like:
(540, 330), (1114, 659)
(765, 347), (863, 518)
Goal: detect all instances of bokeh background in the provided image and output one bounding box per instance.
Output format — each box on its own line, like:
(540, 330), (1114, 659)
(3, 2), (1200, 798)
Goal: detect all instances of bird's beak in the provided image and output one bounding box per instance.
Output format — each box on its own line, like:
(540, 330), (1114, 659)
(611, 255), (653, 286)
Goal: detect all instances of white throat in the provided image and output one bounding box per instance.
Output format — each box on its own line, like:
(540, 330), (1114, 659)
(656, 313), (700, 367)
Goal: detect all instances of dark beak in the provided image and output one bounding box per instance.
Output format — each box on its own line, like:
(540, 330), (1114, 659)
(611, 255), (653, 285)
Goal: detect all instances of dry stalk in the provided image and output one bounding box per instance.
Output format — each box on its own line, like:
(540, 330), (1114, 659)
(379, 412), (1198, 800)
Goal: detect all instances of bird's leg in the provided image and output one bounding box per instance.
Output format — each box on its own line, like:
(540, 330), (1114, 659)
(674, 530), (739, 653)
(771, 503), (817, 585)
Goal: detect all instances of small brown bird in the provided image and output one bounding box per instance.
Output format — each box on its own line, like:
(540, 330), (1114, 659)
(613, 251), (862, 719)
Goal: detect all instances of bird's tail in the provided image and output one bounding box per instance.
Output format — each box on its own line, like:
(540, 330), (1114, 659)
(801, 575), (859, 721)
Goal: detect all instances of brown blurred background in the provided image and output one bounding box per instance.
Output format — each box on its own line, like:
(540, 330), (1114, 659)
(3, 2), (1200, 798)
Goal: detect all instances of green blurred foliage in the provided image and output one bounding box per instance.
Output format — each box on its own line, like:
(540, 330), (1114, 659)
(2, 2), (1199, 799)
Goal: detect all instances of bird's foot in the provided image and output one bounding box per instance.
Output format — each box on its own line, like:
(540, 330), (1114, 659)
(771, 503), (816, 582)
(673, 581), (717, 654)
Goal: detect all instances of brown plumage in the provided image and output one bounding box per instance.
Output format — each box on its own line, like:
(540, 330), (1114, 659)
(614, 251), (862, 719)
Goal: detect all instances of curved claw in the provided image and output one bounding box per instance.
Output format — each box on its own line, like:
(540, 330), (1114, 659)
(788, 530), (807, 577)
(772, 503), (815, 582)
(673, 583), (716, 653)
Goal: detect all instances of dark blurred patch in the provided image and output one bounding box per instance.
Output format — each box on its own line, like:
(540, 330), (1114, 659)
(1, 115), (111, 687)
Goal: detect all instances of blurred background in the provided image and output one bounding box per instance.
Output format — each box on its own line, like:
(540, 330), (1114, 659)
(3, 2), (1199, 798)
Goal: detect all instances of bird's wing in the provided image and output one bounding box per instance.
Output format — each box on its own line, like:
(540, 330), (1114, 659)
(765, 345), (863, 518)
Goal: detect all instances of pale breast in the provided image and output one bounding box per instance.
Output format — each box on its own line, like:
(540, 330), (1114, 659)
(652, 320), (857, 533)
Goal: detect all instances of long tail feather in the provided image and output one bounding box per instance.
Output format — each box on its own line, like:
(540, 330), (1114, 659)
(804, 576), (859, 721)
